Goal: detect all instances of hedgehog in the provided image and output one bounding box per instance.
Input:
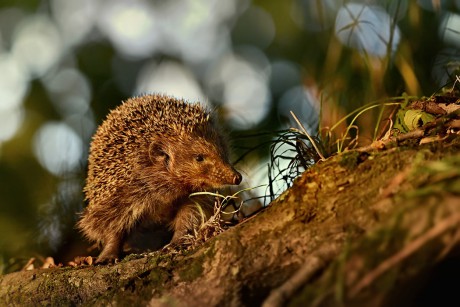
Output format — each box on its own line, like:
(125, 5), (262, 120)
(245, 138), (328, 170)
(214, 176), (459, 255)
(77, 94), (242, 263)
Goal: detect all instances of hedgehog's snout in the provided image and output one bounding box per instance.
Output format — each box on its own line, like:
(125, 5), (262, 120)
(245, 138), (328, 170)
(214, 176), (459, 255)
(233, 170), (242, 185)
(219, 166), (242, 186)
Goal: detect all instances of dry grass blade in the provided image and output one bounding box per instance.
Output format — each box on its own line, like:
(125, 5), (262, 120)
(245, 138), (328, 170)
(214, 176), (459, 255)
(290, 111), (325, 161)
(450, 74), (460, 92)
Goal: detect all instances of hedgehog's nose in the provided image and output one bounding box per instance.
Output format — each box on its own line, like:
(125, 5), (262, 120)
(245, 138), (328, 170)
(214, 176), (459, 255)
(233, 171), (242, 185)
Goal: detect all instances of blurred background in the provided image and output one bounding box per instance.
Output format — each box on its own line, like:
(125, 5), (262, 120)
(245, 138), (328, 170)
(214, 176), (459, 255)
(1, 0), (459, 270)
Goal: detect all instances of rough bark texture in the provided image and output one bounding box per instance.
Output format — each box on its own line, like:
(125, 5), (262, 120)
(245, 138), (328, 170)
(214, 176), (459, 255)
(1, 136), (460, 306)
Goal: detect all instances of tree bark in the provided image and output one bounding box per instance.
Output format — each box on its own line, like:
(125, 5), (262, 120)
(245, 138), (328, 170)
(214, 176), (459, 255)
(1, 136), (460, 306)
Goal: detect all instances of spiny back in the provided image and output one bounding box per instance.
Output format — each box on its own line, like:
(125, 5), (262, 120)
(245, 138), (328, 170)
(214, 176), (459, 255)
(106, 94), (213, 138)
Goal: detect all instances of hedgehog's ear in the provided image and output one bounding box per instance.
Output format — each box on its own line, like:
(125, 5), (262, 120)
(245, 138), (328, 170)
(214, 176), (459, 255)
(149, 142), (170, 168)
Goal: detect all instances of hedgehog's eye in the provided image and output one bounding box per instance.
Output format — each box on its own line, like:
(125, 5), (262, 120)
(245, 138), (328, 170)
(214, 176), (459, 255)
(195, 154), (205, 162)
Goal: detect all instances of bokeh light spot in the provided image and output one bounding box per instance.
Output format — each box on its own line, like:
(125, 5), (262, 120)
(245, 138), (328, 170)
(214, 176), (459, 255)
(136, 61), (206, 103)
(0, 53), (28, 145)
(335, 3), (401, 57)
(11, 15), (62, 78)
(51, 0), (97, 47)
(33, 122), (83, 176)
(0, 105), (24, 143)
(98, 1), (158, 58)
(205, 52), (271, 129)
(224, 73), (271, 128)
(0, 53), (28, 110)
(440, 13), (460, 48)
(43, 68), (92, 117)
(278, 86), (318, 131)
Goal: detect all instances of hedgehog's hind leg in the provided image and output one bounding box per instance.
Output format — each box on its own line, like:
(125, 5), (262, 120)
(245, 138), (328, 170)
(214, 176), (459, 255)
(96, 233), (124, 264)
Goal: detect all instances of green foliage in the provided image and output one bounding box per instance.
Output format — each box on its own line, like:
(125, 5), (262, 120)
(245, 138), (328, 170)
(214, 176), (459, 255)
(394, 105), (436, 133)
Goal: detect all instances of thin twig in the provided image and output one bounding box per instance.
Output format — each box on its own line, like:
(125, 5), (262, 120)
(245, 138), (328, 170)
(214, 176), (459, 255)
(356, 110), (460, 153)
(376, 105), (398, 140)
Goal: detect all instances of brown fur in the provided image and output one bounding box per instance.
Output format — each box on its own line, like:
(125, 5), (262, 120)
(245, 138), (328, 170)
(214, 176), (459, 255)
(77, 94), (242, 263)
